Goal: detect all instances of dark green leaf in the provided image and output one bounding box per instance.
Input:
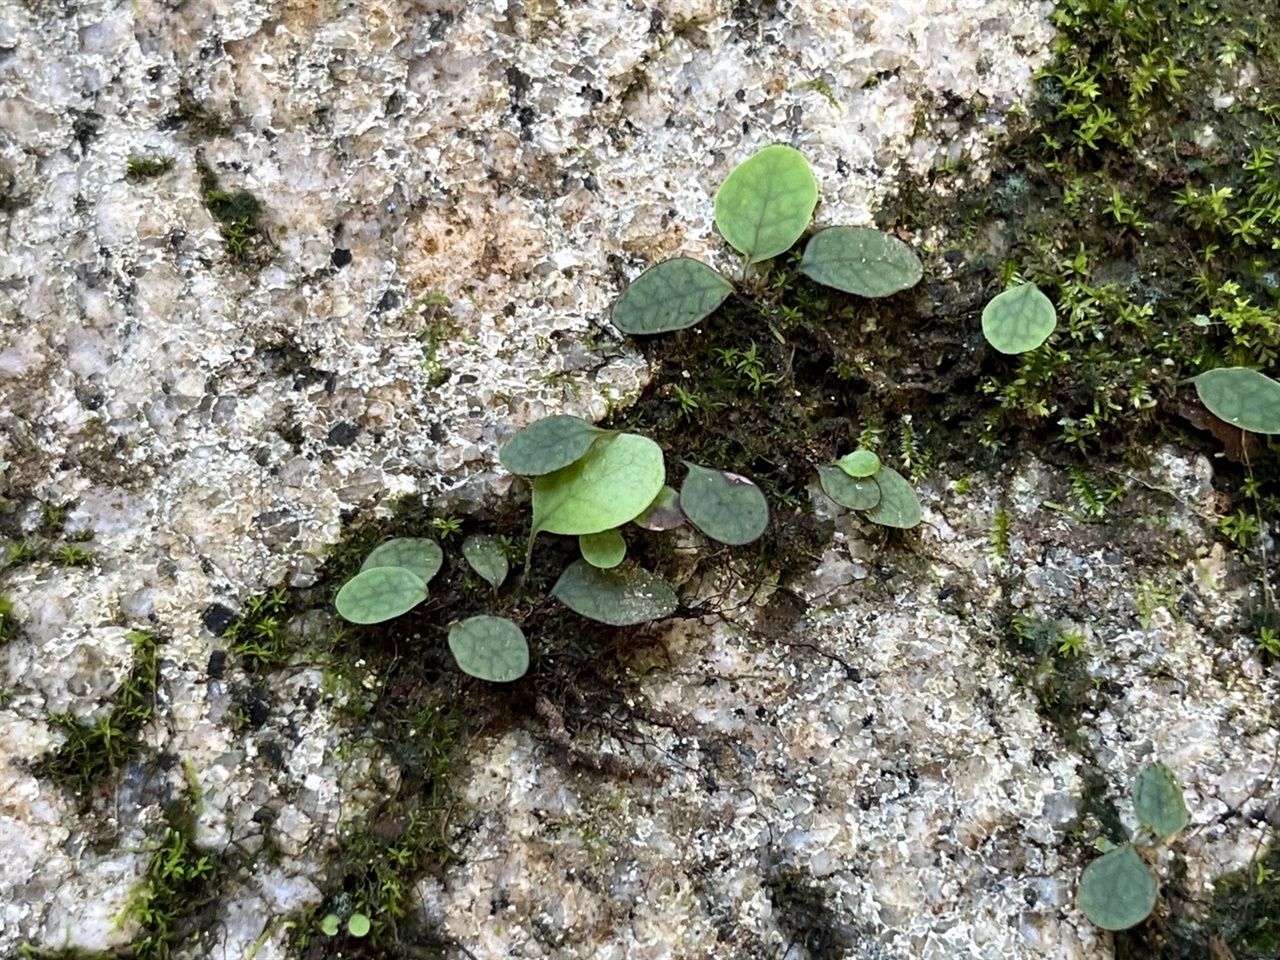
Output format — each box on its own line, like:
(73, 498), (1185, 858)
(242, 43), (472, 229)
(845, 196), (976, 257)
(462, 534), (508, 589)
(611, 258), (734, 335)
(1077, 845), (1157, 931)
(817, 464), (880, 510)
(552, 559), (677, 625)
(679, 464), (768, 545)
(335, 567), (428, 624)
(361, 538), (443, 584)
(865, 467), (922, 529)
(799, 226), (922, 297)
(499, 415), (606, 476)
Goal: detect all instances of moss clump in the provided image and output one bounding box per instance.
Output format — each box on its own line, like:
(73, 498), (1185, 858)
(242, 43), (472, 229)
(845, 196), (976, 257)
(765, 864), (860, 960)
(0, 594), (14, 644)
(36, 629), (161, 803)
(195, 150), (265, 263)
(125, 154), (175, 181)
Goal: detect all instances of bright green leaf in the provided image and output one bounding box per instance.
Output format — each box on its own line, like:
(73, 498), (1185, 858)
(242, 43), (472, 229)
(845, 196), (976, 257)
(320, 914), (340, 937)
(714, 145), (818, 264)
(1077, 844), (1157, 931)
(679, 463), (768, 545)
(1131, 763), (1189, 840)
(799, 226), (922, 297)
(347, 914), (371, 938)
(817, 464), (880, 510)
(611, 258), (734, 335)
(835, 449), (881, 479)
(865, 467), (922, 529)
(1193, 367), (1280, 434)
(531, 433), (665, 536)
(982, 283), (1057, 355)
(361, 538), (443, 584)
(634, 485), (684, 531)
(580, 528), (626, 568)
(552, 560), (678, 625)
(447, 616), (529, 682)
(462, 534), (508, 589)
(335, 567), (428, 624)
(499, 415), (607, 476)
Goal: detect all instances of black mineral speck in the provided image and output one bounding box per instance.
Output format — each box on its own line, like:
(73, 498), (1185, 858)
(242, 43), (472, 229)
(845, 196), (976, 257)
(207, 649), (227, 678)
(327, 421), (360, 447)
(202, 603), (238, 636)
(243, 685), (271, 728)
(331, 247), (352, 268)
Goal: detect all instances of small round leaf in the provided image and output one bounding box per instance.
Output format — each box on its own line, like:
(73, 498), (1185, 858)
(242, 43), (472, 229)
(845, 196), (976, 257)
(580, 528), (626, 568)
(1131, 762), (1188, 840)
(611, 258), (734, 335)
(320, 914), (340, 937)
(714, 145), (818, 264)
(347, 914), (371, 938)
(680, 464), (768, 545)
(552, 559), (677, 625)
(865, 467), (922, 529)
(448, 616), (529, 682)
(532, 433), (666, 537)
(361, 538), (443, 584)
(1193, 367), (1280, 434)
(634, 485), (685, 531)
(500, 415), (606, 476)
(835, 449), (881, 479)
(335, 567), (428, 624)
(462, 534), (509, 589)
(982, 283), (1057, 355)
(799, 226), (922, 297)
(1077, 844), (1158, 931)
(817, 464), (880, 510)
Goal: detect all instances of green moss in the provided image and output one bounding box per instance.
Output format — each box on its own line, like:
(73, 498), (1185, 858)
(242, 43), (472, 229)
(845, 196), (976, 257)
(36, 630), (161, 802)
(195, 150), (265, 263)
(125, 154), (175, 181)
(224, 586), (294, 669)
(0, 594), (14, 644)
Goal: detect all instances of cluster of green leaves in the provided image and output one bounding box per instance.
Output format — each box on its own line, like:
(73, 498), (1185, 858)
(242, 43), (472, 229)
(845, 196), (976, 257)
(501, 414), (768, 625)
(815, 448), (922, 529)
(610, 145), (922, 336)
(1077, 762), (1189, 931)
(37, 629), (160, 801)
(334, 535), (525, 682)
(320, 911), (370, 938)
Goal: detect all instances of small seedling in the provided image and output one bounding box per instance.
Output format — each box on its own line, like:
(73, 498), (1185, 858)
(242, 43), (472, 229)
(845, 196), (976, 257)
(816, 449), (922, 529)
(53, 544), (94, 566)
(320, 913), (341, 936)
(1077, 762), (1188, 931)
(347, 913), (371, 938)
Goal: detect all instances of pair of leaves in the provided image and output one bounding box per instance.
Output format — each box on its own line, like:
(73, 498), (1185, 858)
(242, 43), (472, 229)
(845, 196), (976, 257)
(1077, 763), (1188, 931)
(448, 615), (528, 682)
(611, 147), (921, 335)
(817, 452), (921, 529)
(334, 538), (443, 624)
(1193, 366), (1280, 434)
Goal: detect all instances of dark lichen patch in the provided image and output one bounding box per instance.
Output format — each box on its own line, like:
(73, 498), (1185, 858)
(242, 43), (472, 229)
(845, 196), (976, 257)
(195, 149), (267, 264)
(765, 863), (863, 960)
(35, 629), (162, 807)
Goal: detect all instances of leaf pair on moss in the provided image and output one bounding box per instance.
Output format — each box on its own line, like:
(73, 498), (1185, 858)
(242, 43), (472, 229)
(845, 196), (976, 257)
(1077, 762), (1188, 931)
(817, 450), (921, 529)
(610, 146), (923, 335)
(334, 538), (442, 624)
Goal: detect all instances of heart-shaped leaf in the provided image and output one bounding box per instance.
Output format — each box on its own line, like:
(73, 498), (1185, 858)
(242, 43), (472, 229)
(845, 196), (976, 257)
(611, 258), (734, 335)
(817, 464), (880, 510)
(799, 226), (922, 297)
(448, 615), (529, 682)
(1077, 844), (1157, 931)
(500, 415), (607, 476)
(552, 559), (678, 625)
(865, 467), (922, 529)
(1131, 762), (1188, 840)
(634, 485), (684, 531)
(835, 449), (881, 479)
(714, 145), (818, 264)
(532, 433), (665, 536)
(1193, 367), (1280, 434)
(679, 464), (768, 545)
(462, 534), (508, 589)
(361, 538), (443, 584)
(335, 566), (428, 624)
(981, 283), (1057, 355)
(579, 528), (626, 568)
